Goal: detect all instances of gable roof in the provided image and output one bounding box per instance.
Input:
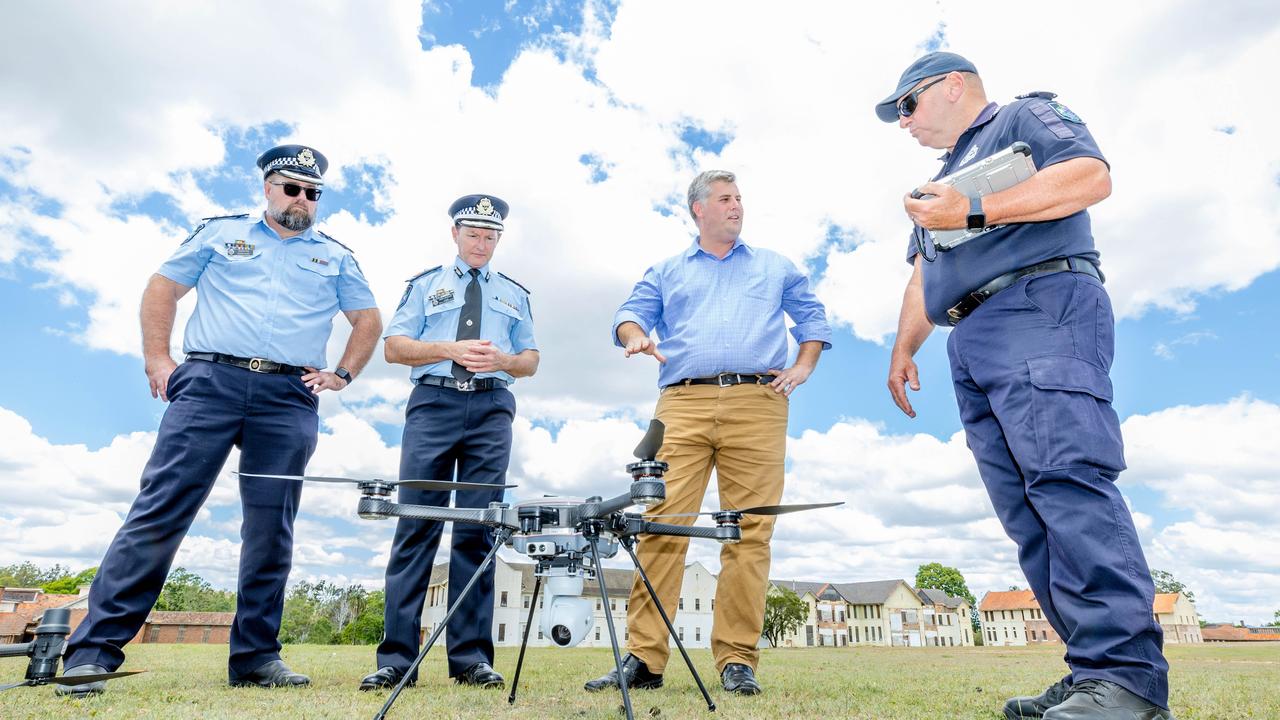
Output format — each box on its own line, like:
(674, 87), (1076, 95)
(769, 579), (826, 599)
(1153, 593), (1183, 614)
(979, 590), (1039, 611)
(830, 579), (911, 605)
(917, 587), (969, 608)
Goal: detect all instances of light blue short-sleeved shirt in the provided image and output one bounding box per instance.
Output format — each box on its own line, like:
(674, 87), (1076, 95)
(384, 256), (537, 384)
(157, 214), (377, 368)
(612, 238), (832, 388)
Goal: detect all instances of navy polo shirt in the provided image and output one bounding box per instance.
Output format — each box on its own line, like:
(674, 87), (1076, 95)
(906, 98), (1108, 325)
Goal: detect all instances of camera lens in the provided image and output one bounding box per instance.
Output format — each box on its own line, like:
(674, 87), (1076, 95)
(551, 624), (573, 647)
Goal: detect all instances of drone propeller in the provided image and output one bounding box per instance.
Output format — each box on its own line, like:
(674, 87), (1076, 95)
(645, 501), (844, 519)
(234, 473), (516, 492)
(0, 670), (142, 691)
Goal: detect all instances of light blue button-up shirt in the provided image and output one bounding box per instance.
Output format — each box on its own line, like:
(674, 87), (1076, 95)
(613, 238), (832, 388)
(157, 214), (377, 369)
(384, 256), (537, 384)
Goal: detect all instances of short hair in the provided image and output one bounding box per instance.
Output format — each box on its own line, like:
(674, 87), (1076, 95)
(687, 170), (736, 221)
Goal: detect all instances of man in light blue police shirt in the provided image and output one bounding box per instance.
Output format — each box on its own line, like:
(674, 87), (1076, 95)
(60, 144), (381, 695)
(360, 194), (537, 692)
(879, 53), (1173, 720)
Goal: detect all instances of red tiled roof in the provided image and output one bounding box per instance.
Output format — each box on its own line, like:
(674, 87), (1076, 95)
(980, 590), (1039, 611)
(1202, 624), (1280, 642)
(0, 614), (31, 637)
(1153, 593), (1180, 614)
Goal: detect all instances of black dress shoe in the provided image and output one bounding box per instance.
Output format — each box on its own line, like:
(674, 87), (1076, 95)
(1042, 679), (1173, 719)
(53, 664), (109, 697)
(720, 663), (761, 696)
(454, 662), (504, 688)
(359, 666), (414, 691)
(228, 659), (310, 688)
(583, 653), (663, 692)
(1005, 677), (1072, 719)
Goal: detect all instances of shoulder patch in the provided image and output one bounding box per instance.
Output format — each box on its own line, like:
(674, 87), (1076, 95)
(406, 265), (443, 284)
(497, 271), (531, 295)
(1027, 100), (1077, 140)
(184, 213), (249, 245)
(396, 284), (414, 311)
(1047, 101), (1083, 124)
(316, 230), (355, 254)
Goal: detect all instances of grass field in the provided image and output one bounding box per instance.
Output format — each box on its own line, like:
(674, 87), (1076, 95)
(1, 643), (1275, 719)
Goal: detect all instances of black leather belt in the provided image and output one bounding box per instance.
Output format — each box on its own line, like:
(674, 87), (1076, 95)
(416, 375), (508, 392)
(186, 352), (307, 375)
(946, 257), (1101, 326)
(664, 372), (774, 390)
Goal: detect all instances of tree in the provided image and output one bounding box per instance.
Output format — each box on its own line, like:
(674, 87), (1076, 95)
(1150, 569), (1195, 602)
(338, 590), (385, 645)
(281, 581), (377, 644)
(43, 567), (98, 594)
(762, 586), (808, 648)
(916, 563), (981, 638)
(1266, 610), (1280, 627)
(0, 562), (72, 588)
(154, 568), (235, 612)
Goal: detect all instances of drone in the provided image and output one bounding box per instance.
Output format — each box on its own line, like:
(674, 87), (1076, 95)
(0, 608), (143, 692)
(239, 419), (841, 720)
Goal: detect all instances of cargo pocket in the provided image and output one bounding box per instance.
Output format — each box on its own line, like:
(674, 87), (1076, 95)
(1026, 355), (1125, 472)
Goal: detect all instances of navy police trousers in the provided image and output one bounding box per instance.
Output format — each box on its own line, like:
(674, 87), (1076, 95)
(377, 383), (514, 678)
(64, 359), (318, 677)
(948, 270), (1169, 708)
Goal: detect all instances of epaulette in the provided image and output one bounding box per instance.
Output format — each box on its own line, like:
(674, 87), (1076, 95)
(316, 230), (355, 254)
(183, 213), (249, 245)
(406, 266), (443, 284)
(497, 271), (531, 294)
(1015, 91), (1057, 100)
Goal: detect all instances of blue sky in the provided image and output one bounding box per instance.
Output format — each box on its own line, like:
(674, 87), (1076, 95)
(1, 1), (1278, 625)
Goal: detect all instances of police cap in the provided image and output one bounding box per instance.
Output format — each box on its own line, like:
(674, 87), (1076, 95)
(875, 51), (978, 123)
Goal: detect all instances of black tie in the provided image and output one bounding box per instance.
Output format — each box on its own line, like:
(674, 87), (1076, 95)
(451, 268), (482, 382)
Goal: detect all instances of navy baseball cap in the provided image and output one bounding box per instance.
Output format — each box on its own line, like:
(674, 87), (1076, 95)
(449, 194), (508, 231)
(256, 144), (328, 185)
(875, 51), (978, 122)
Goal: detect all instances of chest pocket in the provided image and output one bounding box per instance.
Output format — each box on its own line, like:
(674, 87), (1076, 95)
(487, 295), (523, 340)
(294, 255), (340, 305)
(210, 244), (265, 281)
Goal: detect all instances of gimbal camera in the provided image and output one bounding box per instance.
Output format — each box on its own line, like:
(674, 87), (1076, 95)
(0, 608), (141, 692)
(241, 418), (841, 720)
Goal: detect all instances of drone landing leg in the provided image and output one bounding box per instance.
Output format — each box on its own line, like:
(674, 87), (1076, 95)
(374, 528), (511, 720)
(622, 537), (716, 712)
(588, 535), (634, 720)
(506, 574), (542, 704)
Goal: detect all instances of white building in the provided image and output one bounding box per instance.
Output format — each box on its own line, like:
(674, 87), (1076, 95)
(421, 557), (717, 649)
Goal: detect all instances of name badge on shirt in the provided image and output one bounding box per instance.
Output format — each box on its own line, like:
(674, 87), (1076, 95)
(224, 240), (255, 257)
(429, 288), (455, 306)
(494, 295), (520, 314)
(310, 257), (329, 266)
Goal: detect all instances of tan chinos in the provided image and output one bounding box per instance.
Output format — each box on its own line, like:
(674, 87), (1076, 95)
(625, 381), (787, 673)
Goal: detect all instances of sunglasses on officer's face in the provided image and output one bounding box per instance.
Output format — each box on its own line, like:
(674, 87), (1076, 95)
(268, 180), (322, 201)
(897, 76), (947, 118)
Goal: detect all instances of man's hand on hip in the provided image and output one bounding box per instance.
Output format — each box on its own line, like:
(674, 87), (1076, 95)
(768, 363), (812, 397)
(302, 368), (349, 394)
(146, 355), (178, 402)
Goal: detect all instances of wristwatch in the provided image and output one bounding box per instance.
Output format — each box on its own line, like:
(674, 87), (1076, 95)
(966, 194), (986, 231)
(334, 367), (353, 385)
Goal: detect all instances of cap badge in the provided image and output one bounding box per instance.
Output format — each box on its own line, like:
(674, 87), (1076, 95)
(476, 197), (495, 216)
(297, 148), (317, 167)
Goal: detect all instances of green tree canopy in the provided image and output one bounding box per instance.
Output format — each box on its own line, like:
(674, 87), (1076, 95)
(915, 563), (976, 606)
(762, 586), (808, 648)
(154, 567), (236, 612)
(1151, 569), (1196, 602)
(42, 567), (98, 594)
(0, 561), (72, 588)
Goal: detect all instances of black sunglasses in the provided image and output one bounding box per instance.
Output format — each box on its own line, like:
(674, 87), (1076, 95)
(897, 76), (946, 118)
(268, 180), (322, 201)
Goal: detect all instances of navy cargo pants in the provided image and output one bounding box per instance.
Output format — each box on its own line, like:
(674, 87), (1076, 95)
(64, 359), (318, 677)
(948, 269), (1169, 708)
(376, 382), (514, 678)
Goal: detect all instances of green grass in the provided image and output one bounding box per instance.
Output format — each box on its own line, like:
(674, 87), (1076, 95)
(1, 643), (1275, 719)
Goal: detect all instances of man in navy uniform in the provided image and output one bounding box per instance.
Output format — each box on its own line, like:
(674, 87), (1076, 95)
(59, 144), (382, 695)
(360, 194), (537, 692)
(879, 53), (1173, 720)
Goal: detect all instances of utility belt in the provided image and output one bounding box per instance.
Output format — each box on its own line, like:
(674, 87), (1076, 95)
(946, 257), (1101, 326)
(416, 375), (508, 392)
(186, 352), (307, 375)
(663, 372), (774, 390)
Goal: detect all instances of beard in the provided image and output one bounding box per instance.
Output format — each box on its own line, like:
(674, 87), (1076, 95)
(270, 204), (314, 232)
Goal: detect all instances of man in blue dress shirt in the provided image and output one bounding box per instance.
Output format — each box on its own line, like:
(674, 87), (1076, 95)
(59, 144), (381, 695)
(583, 170), (831, 697)
(879, 53), (1172, 720)
(360, 194), (538, 692)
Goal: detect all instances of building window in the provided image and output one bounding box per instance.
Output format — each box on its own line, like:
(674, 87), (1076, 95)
(855, 627), (860, 643)
(611, 600), (617, 611)
(596, 600), (602, 610)
(538, 627), (544, 640)
(501, 591), (508, 607)
(148, 626), (159, 643)
(524, 594), (530, 608)
(695, 627), (701, 641)
(679, 598), (684, 610)
(595, 628), (601, 641)
(678, 627), (684, 641)
(695, 598), (701, 611)
(806, 625), (814, 646)
(710, 599), (714, 611)
(498, 624), (506, 642)
(201, 626), (212, 643)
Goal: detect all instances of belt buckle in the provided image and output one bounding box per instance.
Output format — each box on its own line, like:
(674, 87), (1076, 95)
(248, 357), (268, 373)
(454, 378), (475, 392)
(717, 373), (736, 388)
